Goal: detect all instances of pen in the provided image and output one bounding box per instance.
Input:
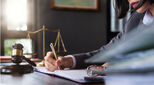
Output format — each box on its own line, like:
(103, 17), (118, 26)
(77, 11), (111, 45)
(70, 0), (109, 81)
(50, 43), (62, 70)
(50, 43), (58, 60)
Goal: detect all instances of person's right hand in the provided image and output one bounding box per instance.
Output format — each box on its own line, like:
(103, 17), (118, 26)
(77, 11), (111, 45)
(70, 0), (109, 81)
(44, 52), (74, 72)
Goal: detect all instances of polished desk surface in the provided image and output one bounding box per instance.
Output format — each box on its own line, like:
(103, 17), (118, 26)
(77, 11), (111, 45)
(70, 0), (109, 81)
(1, 72), (154, 85)
(1, 72), (103, 85)
(1, 63), (154, 85)
(0, 63), (104, 85)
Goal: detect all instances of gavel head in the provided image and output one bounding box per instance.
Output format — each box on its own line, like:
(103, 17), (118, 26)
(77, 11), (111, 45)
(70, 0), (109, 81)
(11, 43), (24, 64)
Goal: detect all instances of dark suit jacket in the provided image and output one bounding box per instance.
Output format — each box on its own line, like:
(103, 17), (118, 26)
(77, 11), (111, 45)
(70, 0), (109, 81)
(72, 12), (146, 69)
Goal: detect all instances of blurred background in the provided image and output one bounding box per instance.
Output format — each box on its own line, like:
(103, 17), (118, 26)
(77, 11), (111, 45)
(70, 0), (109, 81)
(0, 0), (130, 59)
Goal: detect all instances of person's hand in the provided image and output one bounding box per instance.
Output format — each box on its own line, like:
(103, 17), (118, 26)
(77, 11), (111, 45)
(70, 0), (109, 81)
(87, 63), (108, 77)
(102, 63), (108, 68)
(44, 52), (73, 72)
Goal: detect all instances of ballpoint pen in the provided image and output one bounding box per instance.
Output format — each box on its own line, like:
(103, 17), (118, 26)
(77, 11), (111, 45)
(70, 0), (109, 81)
(50, 43), (58, 59)
(50, 43), (63, 70)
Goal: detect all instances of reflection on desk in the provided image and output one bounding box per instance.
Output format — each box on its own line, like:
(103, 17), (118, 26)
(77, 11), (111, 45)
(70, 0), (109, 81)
(1, 71), (154, 85)
(1, 63), (154, 85)
(0, 72), (103, 85)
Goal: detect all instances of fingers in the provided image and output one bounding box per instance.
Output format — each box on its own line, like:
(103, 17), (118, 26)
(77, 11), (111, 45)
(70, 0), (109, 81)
(44, 52), (56, 65)
(55, 57), (65, 70)
(45, 61), (58, 72)
(56, 57), (63, 66)
(44, 52), (73, 71)
(56, 57), (73, 69)
(102, 63), (108, 68)
(45, 51), (54, 59)
(44, 52), (58, 72)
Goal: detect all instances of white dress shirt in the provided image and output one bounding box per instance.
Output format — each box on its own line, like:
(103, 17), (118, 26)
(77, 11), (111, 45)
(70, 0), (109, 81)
(64, 55), (76, 68)
(143, 10), (154, 25)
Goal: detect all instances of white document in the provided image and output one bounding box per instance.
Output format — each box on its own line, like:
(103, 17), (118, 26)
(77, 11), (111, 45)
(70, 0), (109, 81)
(35, 67), (104, 83)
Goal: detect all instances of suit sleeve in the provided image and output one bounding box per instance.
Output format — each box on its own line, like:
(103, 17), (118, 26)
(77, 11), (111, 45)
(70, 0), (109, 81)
(72, 12), (144, 69)
(72, 31), (124, 69)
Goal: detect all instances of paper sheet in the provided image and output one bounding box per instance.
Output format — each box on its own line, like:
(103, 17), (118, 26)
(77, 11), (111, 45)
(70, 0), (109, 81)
(35, 67), (104, 83)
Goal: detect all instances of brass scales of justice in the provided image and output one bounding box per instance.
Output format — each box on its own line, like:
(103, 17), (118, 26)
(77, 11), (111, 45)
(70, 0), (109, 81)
(26, 25), (67, 66)
(0, 26), (67, 74)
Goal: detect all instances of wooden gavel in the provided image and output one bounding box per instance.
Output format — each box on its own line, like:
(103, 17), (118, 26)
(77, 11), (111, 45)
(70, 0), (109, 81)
(11, 43), (36, 66)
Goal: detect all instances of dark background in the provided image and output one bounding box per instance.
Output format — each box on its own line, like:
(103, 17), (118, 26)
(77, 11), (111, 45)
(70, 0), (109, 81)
(35, 0), (116, 58)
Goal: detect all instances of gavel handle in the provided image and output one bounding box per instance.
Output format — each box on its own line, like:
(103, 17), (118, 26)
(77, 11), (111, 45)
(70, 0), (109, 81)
(22, 56), (36, 66)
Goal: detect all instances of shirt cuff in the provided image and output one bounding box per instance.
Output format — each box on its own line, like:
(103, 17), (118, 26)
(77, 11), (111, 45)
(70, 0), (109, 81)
(64, 55), (76, 68)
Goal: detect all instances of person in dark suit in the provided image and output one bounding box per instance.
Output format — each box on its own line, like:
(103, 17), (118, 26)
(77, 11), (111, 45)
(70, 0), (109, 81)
(44, 0), (154, 72)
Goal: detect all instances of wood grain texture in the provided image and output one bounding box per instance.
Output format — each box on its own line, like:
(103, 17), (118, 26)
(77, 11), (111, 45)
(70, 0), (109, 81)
(0, 72), (104, 85)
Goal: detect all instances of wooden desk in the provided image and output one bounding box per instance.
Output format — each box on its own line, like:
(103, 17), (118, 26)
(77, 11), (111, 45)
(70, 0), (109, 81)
(1, 63), (154, 85)
(0, 62), (103, 85)
(1, 71), (154, 85)
(0, 72), (104, 85)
